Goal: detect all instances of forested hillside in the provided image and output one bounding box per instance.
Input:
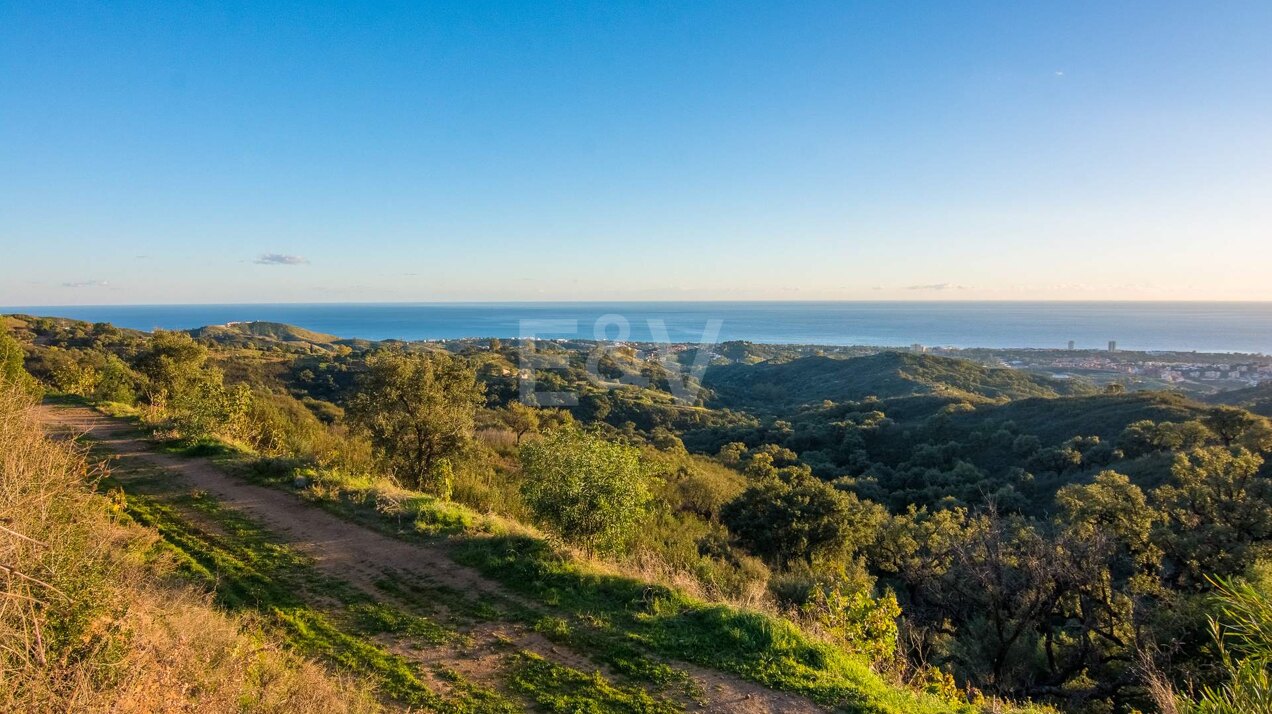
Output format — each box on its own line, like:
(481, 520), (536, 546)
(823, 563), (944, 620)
(4, 314), (1271, 714)
(1208, 382), (1272, 417)
(702, 351), (1092, 409)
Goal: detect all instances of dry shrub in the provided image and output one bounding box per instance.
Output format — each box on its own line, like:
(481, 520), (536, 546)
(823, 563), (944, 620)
(0, 385), (382, 713)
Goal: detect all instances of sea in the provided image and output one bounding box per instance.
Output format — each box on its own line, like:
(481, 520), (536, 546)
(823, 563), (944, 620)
(5, 302), (1272, 354)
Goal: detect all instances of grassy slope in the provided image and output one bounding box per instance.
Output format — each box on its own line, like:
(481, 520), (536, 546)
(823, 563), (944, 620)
(191, 321), (343, 344)
(451, 536), (974, 714)
(0, 390), (381, 713)
(101, 441), (687, 713)
(183, 434), (993, 713)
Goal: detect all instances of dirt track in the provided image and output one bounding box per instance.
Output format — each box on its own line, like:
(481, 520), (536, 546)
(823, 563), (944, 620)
(39, 404), (824, 714)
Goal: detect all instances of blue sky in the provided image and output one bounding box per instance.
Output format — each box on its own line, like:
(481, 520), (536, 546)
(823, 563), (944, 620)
(2, 1), (1271, 304)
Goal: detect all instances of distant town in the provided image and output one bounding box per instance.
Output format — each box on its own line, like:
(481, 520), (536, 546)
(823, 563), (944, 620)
(920, 343), (1272, 395)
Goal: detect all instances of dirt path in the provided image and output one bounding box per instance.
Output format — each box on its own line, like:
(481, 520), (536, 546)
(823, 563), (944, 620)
(39, 404), (825, 714)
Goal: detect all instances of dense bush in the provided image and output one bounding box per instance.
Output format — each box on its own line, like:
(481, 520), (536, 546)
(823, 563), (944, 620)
(520, 428), (652, 554)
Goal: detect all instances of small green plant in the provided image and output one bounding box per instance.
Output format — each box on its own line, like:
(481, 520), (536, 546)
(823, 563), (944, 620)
(801, 582), (902, 665)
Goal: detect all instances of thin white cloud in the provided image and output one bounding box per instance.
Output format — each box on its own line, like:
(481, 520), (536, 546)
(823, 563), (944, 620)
(255, 253), (309, 265)
(62, 280), (109, 288)
(905, 283), (968, 291)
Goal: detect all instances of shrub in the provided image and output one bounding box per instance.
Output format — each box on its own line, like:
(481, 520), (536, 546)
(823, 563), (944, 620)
(520, 428), (651, 554)
(722, 466), (886, 570)
(801, 583), (901, 665)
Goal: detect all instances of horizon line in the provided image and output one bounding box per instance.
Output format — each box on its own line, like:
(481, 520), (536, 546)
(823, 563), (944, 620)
(8, 297), (1272, 310)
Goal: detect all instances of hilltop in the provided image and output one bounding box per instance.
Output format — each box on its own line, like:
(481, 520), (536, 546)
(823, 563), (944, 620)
(189, 321), (362, 353)
(193, 320), (342, 343)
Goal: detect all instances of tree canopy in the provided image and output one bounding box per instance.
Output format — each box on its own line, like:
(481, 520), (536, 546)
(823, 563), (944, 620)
(348, 349), (485, 493)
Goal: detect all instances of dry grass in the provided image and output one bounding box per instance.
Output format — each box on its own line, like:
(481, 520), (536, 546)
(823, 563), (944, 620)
(0, 385), (383, 713)
(476, 427), (519, 453)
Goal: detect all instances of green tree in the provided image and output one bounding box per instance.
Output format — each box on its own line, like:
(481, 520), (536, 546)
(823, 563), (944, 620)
(170, 380), (251, 441)
(1119, 420), (1161, 458)
(348, 349), (484, 493)
(1159, 421), (1219, 452)
(1056, 470), (1159, 570)
(499, 400), (540, 444)
(1205, 407), (1260, 448)
(537, 407), (575, 432)
(1154, 447), (1272, 585)
(46, 349), (100, 397)
(132, 331), (215, 408)
(1120, 419), (1216, 457)
(722, 466), (884, 569)
(941, 514), (1084, 695)
(717, 441), (748, 466)
(649, 426), (685, 452)
(93, 353), (138, 404)
(132, 331), (241, 439)
(519, 428), (651, 554)
(0, 329), (39, 397)
(1233, 415), (1272, 454)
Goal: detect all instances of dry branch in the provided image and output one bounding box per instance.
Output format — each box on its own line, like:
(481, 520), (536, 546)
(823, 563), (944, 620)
(0, 562), (70, 601)
(0, 521), (49, 548)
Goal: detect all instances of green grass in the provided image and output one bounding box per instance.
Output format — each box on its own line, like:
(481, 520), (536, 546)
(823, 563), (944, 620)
(374, 565), (702, 699)
(347, 602), (458, 645)
(507, 651), (681, 714)
(454, 536), (971, 714)
(274, 605), (446, 708)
